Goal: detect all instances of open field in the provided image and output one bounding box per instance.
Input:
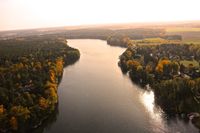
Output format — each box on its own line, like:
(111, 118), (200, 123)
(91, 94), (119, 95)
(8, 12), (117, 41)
(180, 60), (199, 67)
(166, 28), (200, 33)
(131, 37), (181, 45)
(183, 39), (200, 44)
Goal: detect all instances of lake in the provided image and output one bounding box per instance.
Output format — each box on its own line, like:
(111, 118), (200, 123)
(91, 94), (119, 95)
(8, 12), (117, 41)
(34, 39), (199, 133)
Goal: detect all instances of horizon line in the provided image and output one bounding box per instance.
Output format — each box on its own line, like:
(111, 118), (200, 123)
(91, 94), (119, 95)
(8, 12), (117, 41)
(1, 19), (200, 32)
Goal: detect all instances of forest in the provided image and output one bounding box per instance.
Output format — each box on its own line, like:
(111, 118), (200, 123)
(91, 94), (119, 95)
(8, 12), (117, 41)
(119, 42), (200, 128)
(0, 36), (80, 132)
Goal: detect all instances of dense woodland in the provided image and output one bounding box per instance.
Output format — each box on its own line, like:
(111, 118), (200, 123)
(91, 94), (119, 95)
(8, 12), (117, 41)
(119, 43), (200, 128)
(0, 37), (80, 132)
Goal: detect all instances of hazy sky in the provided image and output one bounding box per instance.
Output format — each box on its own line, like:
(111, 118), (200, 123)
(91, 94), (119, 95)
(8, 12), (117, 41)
(1, 0), (200, 31)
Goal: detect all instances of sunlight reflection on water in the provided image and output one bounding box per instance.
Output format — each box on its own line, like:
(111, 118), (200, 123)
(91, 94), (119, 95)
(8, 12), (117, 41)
(141, 90), (168, 133)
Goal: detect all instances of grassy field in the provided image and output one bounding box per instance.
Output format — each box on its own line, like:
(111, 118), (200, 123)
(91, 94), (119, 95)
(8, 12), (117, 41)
(180, 60), (199, 67)
(132, 37), (181, 45)
(166, 27), (200, 33)
(183, 40), (200, 44)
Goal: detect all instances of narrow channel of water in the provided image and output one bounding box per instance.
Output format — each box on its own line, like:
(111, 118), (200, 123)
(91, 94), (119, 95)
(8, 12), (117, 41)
(35, 39), (199, 133)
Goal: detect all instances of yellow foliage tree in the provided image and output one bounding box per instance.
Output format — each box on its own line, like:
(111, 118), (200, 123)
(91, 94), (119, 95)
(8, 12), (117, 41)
(10, 106), (30, 120)
(56, 57), (64, 76)
(146, 64), (153, 73)
(187, 80), (195, 89)
(35, 61), (42, 70)
(136, 65), (143, 71)
(49, 69), (56, 83)
(45, 81), (57, 90)
(11, 63), (24, 71)
(126, 60), (140, 69)
(39, 97), (48, 109)
(48, 87), (58, 103)
(126, 50), (132, 58)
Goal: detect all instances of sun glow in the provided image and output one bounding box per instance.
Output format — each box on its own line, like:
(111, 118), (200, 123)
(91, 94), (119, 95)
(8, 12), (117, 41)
(1, 0), (200, 30)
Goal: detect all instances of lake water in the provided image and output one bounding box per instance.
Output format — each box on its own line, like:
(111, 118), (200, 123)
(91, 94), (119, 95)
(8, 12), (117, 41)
(35, 39), (199, 133)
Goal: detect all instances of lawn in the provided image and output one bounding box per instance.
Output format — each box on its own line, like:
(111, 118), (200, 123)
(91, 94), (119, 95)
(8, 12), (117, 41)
(180, 60), (199, 67)
(132, 37), (181, 45)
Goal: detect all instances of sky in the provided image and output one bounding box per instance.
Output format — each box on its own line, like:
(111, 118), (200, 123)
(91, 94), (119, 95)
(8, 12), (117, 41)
(0, 0), (200, 31)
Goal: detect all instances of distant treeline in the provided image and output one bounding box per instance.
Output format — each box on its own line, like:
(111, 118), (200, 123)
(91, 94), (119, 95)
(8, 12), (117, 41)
(1, 28), (182, 44)
(64, 28), (181, 41)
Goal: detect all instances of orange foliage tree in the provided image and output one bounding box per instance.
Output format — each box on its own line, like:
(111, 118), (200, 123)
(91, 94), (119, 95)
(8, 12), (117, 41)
(156, 59), (171, 73)
(10, 116), (18, 130)
(0, 105), (4, 114)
